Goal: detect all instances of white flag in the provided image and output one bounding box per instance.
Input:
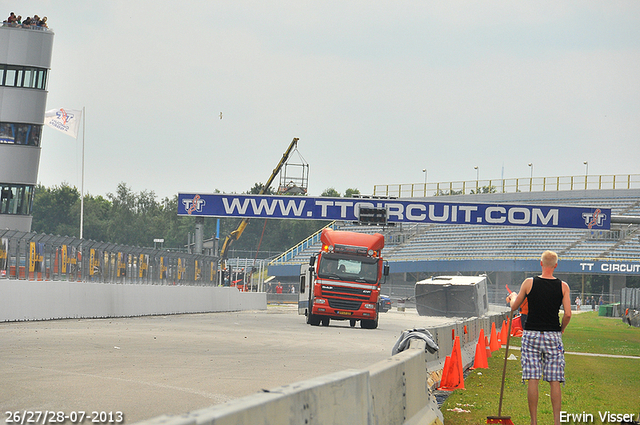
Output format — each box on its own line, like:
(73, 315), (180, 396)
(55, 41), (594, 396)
(45, 108), (83, 138)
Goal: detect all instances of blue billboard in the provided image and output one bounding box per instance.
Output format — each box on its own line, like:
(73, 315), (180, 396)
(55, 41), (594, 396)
(177, 193), (610, 230)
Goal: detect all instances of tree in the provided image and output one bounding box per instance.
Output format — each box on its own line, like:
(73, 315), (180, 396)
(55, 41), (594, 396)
(321, 187), (340, 197)
(344, 188), (360, 197)
(79, 194), (111, 242)
(32, 183), (81, 236)
(249, 182), (275, 195)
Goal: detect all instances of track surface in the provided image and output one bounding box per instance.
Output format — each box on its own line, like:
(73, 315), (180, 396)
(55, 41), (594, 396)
(1, 305), (455, 424)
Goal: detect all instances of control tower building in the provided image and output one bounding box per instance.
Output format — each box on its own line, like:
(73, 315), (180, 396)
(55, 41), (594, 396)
(0, 23), (54, 231)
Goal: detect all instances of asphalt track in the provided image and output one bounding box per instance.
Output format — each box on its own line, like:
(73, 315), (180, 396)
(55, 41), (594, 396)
(1, 305), (455, 424)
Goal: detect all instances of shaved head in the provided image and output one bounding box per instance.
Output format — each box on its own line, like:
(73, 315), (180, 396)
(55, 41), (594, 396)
(541, 250), (558, 268)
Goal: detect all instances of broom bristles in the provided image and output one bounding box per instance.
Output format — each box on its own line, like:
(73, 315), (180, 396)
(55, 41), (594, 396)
(486, 416), (514, 425)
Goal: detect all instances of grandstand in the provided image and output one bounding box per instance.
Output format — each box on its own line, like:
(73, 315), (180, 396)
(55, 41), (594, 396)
(268, 185), (640, 305)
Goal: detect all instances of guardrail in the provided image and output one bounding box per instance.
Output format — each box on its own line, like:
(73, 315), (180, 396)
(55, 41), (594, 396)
(374, 173), (640, 198)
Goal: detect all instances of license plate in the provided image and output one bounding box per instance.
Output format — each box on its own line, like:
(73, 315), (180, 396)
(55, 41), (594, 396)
(336, 310), (353, 316)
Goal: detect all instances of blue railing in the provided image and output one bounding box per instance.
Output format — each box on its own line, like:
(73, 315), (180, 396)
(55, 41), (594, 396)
(269, 221), (338, 265)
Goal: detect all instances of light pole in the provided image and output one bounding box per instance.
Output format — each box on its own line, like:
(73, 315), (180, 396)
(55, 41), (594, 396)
(583, 161), (589, 190)
(474, 166), (479, 193)
(422, 168), (427, 197)
(528, 162), (533, 191)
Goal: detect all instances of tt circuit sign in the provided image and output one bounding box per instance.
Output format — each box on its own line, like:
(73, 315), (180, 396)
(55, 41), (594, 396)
(178, 193), (610, 230)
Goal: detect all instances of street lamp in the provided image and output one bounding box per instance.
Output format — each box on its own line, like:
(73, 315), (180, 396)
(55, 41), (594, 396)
(528, 162), (533, 178)
(474, 166), (479, 193)
(528, 163), (533, 191)
(583, 161), (589, 190)
(422, 168), (427, 196)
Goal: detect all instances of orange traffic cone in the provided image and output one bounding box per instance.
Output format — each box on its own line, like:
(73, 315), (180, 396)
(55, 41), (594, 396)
(471, 329), (488, 370)
(453, 336), (465, 390)
(490, 322), (500, 352)
(438, 355), (452, 390)
(439, 336), (465, 391)
(499, 320), (508, 345)
(485, 336), (492, 358)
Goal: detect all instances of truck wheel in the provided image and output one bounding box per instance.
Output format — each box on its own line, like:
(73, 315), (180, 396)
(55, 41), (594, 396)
(321, 317), (330, 326)
(307, 299), (321, 326)
(361, 318), (378, 329)
(308, 315), (321, 326)
(350, 319), (356, 327)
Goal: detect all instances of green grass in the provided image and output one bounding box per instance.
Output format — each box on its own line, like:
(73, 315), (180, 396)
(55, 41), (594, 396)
(441, 312), (640, 424)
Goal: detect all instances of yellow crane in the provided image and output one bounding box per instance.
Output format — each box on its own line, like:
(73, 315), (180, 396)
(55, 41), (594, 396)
(218, 137), (300, 274)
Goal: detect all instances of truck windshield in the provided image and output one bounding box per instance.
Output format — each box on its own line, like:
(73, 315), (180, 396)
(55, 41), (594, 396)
(317, 254), (378, 284)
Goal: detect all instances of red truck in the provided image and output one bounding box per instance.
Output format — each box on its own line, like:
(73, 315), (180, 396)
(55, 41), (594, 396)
(298, 228), (389, 329)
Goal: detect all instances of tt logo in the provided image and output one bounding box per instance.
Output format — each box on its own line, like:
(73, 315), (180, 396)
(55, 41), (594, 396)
(183, 194), (206, 215)
(582, 209), (606, 229)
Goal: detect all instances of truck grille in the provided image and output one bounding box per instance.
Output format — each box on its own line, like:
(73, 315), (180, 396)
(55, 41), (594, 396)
(328, 299), (362, 311)
(321, 285), (371, 300)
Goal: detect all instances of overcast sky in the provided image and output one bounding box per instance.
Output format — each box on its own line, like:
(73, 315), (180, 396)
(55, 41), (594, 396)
(14, 1), (640, 199)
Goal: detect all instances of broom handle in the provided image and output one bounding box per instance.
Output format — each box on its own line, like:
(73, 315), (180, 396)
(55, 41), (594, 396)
(497, 308), (514, 417)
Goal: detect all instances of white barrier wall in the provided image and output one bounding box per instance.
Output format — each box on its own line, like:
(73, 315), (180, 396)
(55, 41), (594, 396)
(0, 280), (266, 322)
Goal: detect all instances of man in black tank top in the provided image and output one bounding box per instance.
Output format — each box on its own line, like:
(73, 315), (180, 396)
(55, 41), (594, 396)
(508, 250), (572, 425)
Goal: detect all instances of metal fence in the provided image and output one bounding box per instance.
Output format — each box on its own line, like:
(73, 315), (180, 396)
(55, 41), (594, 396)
(0, 229), (221, 285)
(621, 287), (640, 310)
(374, 173), (640, 198)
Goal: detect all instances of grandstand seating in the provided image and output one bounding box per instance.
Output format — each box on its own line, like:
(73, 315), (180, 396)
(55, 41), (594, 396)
(271, 189), (640, 265)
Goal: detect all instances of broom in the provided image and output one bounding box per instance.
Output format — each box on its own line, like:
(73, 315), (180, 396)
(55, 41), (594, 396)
(486, 292), (515, 425)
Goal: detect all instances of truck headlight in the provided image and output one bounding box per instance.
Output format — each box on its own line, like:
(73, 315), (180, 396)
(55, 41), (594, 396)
(315, 298), (326, 304)
(364, 303), (375, 309)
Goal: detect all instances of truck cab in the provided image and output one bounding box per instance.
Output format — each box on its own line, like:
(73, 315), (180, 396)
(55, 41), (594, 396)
(299, 228), (389, 329)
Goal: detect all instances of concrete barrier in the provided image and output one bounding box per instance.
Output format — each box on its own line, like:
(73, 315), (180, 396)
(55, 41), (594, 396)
(0, 279), (266, 322)
(133, 340), (443, 425)
(132, 312), (509, 425)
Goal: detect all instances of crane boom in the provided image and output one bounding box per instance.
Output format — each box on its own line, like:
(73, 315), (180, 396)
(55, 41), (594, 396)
(219, 138), (300, 267)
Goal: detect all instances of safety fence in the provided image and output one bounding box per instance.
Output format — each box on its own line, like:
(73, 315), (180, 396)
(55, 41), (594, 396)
(621, 287), (640, 310)
(0, 229), (219, 285)
(374, 173), (640, 198)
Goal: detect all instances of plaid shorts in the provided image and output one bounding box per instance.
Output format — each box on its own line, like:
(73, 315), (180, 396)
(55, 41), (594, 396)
(521, 330), (565, 382)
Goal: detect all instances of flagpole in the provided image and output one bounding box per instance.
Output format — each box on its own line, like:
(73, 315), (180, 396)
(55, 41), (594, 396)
(80, 106), (85, 240)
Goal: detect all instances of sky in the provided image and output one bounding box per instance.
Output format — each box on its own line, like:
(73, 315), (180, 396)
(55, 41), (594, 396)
(10, 1), (640, 199)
